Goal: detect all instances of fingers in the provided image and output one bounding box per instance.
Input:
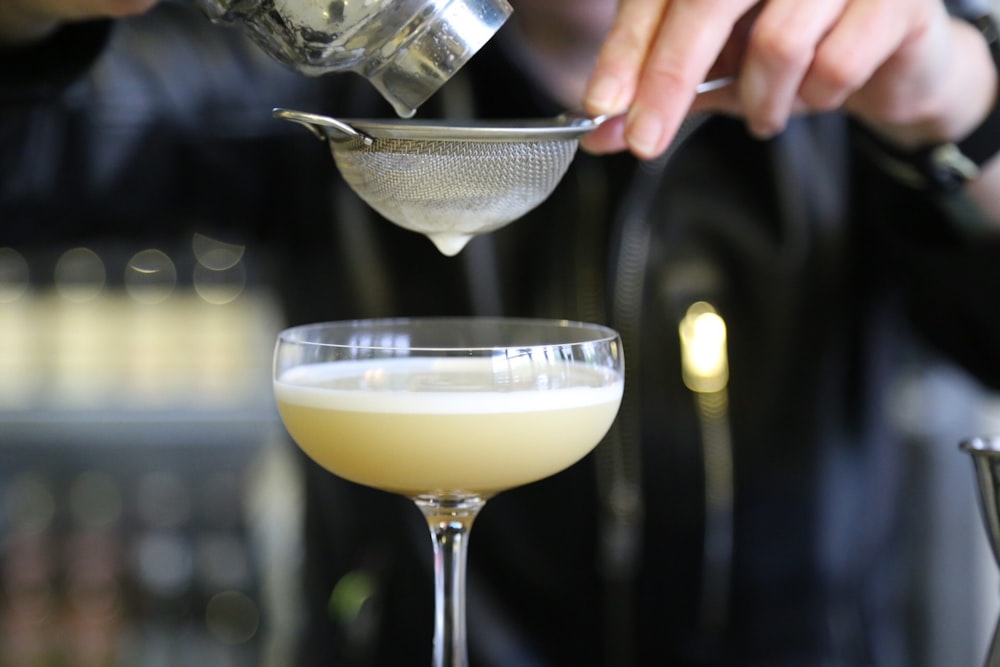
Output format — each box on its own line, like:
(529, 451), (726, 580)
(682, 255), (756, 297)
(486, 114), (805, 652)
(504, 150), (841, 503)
(582, 0), (938, 159)
(585, 0), (755, 158)
(798, 0), (910, 112)
(585, 0), (670, 117)
(626, 0), (749, 157)
(580, 115), (628, 155)
(738, 0), (847, 137)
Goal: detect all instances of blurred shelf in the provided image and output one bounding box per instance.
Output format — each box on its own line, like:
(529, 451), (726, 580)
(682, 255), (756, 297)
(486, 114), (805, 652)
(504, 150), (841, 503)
(0, 240), (297, 666)
(0, 409), (283, 449)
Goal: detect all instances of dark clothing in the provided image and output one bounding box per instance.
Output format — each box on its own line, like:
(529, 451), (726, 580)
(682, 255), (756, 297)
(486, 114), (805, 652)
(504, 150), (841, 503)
(3, 3), (1000, 665)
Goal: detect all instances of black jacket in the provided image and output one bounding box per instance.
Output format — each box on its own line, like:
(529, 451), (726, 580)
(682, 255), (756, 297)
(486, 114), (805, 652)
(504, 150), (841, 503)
(3, 3), (1000, 665)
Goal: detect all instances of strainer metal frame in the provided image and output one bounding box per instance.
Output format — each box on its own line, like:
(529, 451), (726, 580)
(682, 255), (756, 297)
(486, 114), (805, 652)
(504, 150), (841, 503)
(273, 108), (603, 143)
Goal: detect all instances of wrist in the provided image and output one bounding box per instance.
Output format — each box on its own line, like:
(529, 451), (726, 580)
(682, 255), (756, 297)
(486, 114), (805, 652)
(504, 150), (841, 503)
(856, 13), (1000, 193)
(869, 17), (996, 146)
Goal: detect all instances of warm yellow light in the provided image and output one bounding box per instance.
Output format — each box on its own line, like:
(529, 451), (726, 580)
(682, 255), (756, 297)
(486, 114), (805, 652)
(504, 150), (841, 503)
(679, 302), (728, 393)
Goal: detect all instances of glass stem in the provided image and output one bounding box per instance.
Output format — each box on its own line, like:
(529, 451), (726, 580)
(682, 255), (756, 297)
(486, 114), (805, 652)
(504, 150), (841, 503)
(414, 496), (485, 667)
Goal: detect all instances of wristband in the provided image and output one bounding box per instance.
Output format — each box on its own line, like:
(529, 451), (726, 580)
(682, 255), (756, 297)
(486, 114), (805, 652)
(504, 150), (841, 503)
(857, 13), (1000, 194)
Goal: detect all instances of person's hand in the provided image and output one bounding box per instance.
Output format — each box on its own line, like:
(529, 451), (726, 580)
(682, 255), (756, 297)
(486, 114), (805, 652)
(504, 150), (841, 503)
(580, 0), (998, 163)
(0, 0), (158, 45)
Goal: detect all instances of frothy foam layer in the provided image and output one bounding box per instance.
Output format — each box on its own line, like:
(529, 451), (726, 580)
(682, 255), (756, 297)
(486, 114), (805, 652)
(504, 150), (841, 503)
(276, 358), (623, 414)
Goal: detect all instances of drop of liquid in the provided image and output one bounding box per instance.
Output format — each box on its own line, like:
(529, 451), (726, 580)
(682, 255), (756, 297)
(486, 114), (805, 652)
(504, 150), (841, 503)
(428, 233), (474, 256)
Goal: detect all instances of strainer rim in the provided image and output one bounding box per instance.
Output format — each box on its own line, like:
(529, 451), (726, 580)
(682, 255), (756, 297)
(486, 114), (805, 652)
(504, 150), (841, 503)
(343, 116), (597, 141)
(275, 107), (600, 142)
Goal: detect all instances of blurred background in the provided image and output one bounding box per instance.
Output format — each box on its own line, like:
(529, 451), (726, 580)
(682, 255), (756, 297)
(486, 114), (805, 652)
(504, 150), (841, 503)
(0, 236), (303, 666)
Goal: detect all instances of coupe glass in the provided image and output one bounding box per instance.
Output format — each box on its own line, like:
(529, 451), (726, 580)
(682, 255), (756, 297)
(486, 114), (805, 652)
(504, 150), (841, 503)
(273, 317), (624, 666)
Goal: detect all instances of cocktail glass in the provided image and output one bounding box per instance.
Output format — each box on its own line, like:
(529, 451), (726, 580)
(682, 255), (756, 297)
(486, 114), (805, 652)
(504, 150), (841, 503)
(273, 317), (624, 666)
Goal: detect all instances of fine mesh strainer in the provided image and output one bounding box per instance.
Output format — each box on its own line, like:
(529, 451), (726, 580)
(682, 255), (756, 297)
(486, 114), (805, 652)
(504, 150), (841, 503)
(274, 108), (600, 256)
(274, 77), (730, 256)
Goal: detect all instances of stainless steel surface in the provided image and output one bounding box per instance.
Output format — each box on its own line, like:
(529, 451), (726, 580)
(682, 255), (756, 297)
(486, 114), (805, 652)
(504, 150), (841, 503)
(193, 0), (512, 118)
(960, 436), (1000, 667)
(275, 109), (604, 141)
(693, 76), (734, 94)
(274, 108), (592, 256)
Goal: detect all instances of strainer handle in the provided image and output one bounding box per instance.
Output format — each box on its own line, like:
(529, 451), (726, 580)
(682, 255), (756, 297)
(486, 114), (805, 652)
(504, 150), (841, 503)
(696, 76), (735, 93)
(272, 108), (374, 145)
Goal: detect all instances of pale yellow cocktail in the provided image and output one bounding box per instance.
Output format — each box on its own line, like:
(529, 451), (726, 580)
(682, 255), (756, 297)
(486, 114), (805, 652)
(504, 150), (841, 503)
(275, 357), (623, 496)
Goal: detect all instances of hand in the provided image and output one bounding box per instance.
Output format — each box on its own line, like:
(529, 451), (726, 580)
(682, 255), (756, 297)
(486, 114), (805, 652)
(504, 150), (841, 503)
(0, 0), (158, 45)
(580, 0), (998, 162)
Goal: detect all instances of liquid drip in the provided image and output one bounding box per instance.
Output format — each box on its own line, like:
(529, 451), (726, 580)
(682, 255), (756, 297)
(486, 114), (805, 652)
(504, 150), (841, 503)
(428, 233), (474, 256)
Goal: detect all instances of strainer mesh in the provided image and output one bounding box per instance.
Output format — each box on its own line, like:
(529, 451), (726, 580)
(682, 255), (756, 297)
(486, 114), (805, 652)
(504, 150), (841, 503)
(331, 137), (579, 235)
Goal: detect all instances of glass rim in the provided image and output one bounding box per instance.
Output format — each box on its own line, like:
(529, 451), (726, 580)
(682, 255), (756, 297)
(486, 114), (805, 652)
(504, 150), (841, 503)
(277, 316), (621, 351)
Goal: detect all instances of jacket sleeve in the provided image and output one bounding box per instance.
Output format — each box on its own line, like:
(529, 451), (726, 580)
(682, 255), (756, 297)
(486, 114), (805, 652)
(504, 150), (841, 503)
(859, 150), (1000, 392)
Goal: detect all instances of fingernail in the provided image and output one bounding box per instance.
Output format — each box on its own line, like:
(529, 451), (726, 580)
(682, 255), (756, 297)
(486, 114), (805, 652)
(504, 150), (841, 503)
(626, 109), (664, 158)
(740, 65), (776, 138)
(586, 74), (624, 113)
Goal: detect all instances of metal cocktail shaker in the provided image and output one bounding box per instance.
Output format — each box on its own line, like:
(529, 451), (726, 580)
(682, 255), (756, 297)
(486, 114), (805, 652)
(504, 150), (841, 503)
(960, 436), (1000, 667)
(192, 0), (512, 118)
